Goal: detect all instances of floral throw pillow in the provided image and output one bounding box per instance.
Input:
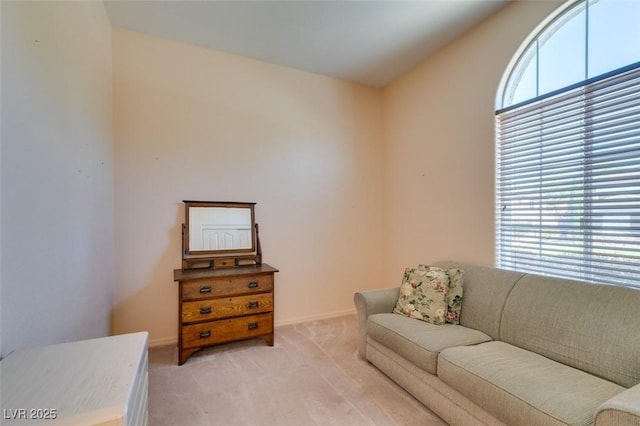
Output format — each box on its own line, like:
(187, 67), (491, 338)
(393, 267), (449, 325)
(419, 265), (464, 325)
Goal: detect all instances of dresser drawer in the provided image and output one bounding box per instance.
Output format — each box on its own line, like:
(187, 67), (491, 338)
(182, 313), (273, 348)
(181, 274), (273, 301)
(182, 293), (273, 323)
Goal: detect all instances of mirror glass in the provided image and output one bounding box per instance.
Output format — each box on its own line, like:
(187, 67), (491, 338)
(185, 201), (255, 254)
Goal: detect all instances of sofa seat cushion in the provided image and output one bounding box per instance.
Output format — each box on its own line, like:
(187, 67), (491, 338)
(438, 341), (625, 426)
(367, 313), (492, 374)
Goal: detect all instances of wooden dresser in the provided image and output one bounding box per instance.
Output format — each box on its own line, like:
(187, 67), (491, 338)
(174, 264), (278, 365)
(0, 332), (148, 425)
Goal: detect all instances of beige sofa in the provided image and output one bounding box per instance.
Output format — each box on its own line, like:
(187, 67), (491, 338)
(354, 261), (640, 426)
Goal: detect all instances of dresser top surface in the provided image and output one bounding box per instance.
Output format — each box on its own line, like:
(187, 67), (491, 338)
(174, 263), (278, 282)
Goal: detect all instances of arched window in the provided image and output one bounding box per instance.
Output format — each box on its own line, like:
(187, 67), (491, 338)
(495, 0), (640, 288)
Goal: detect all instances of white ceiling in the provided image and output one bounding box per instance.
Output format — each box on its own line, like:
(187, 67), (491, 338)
(104, 0), (510, 88)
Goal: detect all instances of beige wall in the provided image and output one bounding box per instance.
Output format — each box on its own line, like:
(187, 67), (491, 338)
(0, 1), (564, 351)
(112, 29), (383, 345)
(380, 0), (563, 285)
(0, 1), (114, 356)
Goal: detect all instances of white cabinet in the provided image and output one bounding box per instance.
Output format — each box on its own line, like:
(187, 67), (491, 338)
(1, 332), (148, 425)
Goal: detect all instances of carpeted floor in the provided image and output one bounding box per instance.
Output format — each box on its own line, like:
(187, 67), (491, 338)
(148, 314), (446, 425)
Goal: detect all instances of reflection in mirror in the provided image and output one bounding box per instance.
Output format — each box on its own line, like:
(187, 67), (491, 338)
(189, 207), (252, 251)
(184, 201), (256, 257)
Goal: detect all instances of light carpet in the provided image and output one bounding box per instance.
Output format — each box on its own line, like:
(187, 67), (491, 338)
(148, 314), (446, 425)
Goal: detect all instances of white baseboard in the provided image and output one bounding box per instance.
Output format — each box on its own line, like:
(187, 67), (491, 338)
(274, 308), (356, 327)
(147, 308), (356, 348)
(149, 335), (178, 348)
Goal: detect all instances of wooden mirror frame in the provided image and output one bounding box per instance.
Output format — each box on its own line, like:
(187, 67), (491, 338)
(181, 200), (261, 270)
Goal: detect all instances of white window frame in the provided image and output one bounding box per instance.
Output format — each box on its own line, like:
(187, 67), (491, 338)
(495, 0), (640, 289)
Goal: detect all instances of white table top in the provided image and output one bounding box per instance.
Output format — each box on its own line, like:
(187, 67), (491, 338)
(1, 332), (148, 425)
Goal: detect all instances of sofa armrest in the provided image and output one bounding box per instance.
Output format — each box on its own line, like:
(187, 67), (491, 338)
(353, 287), (399, 359)
(595, 383), (640, 426)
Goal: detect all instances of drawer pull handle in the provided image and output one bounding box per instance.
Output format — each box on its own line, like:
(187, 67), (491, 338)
(248, 322), (258, 330)
(247, 281), (259, 289)
(199, 330), (211, 338)
(199, 286), (212, 293)
(200, 306), (212, 315)
(248, 301), (259, 309)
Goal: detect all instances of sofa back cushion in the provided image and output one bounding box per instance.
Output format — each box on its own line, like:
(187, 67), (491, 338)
(433, 261), (525, 340)
(500, 274), (640, 388)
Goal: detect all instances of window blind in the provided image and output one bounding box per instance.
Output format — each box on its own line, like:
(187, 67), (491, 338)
(496, 63), (640, 288)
